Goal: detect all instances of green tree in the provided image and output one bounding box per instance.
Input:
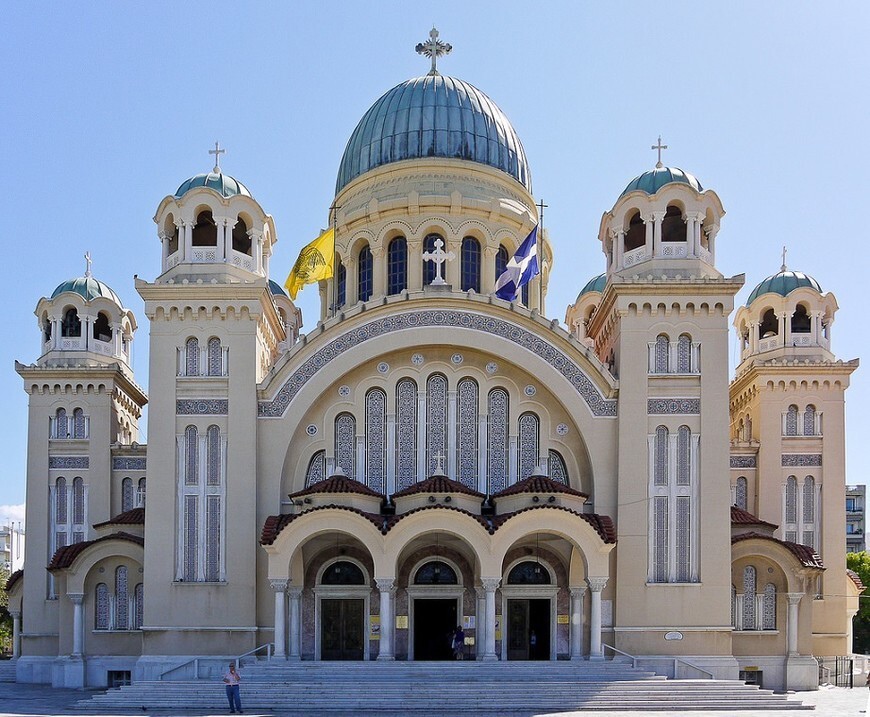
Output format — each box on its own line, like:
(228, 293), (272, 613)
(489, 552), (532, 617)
(0, 564), (10, 655)
(847, 552), (870, 654)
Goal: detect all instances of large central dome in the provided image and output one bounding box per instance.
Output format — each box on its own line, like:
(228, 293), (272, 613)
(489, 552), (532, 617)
(335, 74), (531, 195)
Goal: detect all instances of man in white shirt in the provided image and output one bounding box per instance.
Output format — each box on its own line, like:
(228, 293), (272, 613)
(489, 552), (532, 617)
(222, 661), (242, 714)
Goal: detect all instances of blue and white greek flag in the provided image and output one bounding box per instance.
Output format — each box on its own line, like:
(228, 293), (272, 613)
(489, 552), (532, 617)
(494, 225), (539, 301)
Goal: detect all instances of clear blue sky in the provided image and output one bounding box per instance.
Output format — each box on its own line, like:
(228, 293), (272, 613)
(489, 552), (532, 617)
(2, 2), (867, 516)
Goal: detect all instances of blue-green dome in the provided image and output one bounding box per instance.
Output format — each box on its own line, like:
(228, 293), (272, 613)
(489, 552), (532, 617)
(175, 171), (251, 199)
(51, 276), (123, 306)
(579, 273), (607, 296)
(747, 270), (822, 304)
(336, 74), (531, 194)
(621, 166), (703, 198)
(268, 279), (288, 297)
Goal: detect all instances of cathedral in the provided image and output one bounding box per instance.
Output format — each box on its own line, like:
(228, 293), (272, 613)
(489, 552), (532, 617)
(7, 31), (861, 694)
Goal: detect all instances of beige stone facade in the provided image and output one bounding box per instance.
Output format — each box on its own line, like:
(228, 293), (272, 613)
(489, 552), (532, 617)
(8, 55), (859, 694)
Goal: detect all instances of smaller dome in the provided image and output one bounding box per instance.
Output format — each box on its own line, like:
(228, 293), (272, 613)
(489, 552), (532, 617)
(268, 279), (288, 297)
(175, 171), (251, 199)
(579, 273), (606, 296)
(51, 276), (123, 306)
(747, 269), (822, 304)
(621, 166), (703, 198)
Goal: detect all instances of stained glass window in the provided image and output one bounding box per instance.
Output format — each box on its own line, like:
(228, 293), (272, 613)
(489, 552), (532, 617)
(207, 338), (222, 376)
(414, 561), (457, 585)
(396, 379), (417, 489)
(138, 478), (146, 508)
(803, 405), (816, 436)
(508, 561), (551, 585)
(56, 408), (68, 438)
(487, 388), (509, 493)
(735, 477), (747, 510)
(72, 408), (86, 438)
(456, 379), (478, 489)
(133, 583), (143, 629)
(518, 413), (539, 481)
(337, 260), (346, 308)
(95, 583), (110, 630)
(675, 496), (691, 582)
(387, 237), (407, 295)
(185, 337), (199, 376)
(654, 335), (669, 373)
(461, 237), (481, 292)
(72, 477), (85, 525)
(115, 566), (128, 630)
(306, 450), (325, 487)
(122, 477), (133, 512)
(358, 245), (373, 302)
(677, 335), (692, 373)
(785, 476), (797, 523)
(335, 413), (356, 479)
(55, 477), (67, 523)
(366, 389), (387, 492)
(677, 426), (691, 486)
(742, 566), (757, 630)
(205, 495), (221, 581)
(762, 583), (776, 629)
(785, 405), (798, 436)
(426, 374), (448, 475)
(206, 426), (221, 486)
(654, 426), (669, 486)
(322, 561), (365, 585)
(652, 496), (669, 583)
(183, 495), (198, 581)
(549, 450), (568, 485)
(802, 476), (815, 522)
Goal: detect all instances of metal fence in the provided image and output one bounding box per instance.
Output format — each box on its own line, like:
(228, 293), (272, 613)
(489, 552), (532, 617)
(817, 656), (854, 688)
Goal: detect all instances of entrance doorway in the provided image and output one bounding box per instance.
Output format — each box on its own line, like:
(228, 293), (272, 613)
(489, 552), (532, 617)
(321, 598), (365, 660)
(413, 598), (457, 660)
(506, 598), (550, 660)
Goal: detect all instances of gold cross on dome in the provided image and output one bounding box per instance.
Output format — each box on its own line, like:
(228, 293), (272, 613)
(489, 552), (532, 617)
(651, 135), (668, 168)
(415, 27), (452, 75)
(209, 141), (226, 172)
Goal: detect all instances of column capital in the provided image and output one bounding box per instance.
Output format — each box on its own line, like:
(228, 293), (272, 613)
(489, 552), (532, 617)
(68, 592), (85, 605)
(569, 586), (587, 599)
(269, 579), (289, 592)
(287, 587), (304, 599)
(475, 586), (486, 599)
(481, 577), (501, 591)
(8, 609), (21, 619)
(586, 577), (608, 592)
(651, 210), (666, 221)
(375, 578), (396, 593)
(786, 592), (804, 605)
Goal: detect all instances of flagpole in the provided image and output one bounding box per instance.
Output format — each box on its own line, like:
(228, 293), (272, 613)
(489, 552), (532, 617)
(330, 203), (340, 318)
(536, 199), (547, 313)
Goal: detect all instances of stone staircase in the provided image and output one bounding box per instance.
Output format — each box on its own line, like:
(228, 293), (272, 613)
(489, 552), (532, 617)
(0, 660), (17, 683)
(78, 660), (811, 714)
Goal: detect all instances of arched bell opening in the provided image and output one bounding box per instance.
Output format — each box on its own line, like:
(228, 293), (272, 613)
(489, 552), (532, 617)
(61, 307), (82, 338)
(192, 210), (217, 247)
(759, 309), (778, 339)
(791, 303), (811, 334)
(661, 204), (684, 243)
(93, 312), (112, 343)
(232, 216), (252, 256)
(624, 211), (645, 252)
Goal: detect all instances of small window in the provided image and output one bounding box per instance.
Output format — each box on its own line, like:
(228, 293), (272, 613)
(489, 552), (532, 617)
(62, 308), (81, 337)
(192, 210), (217, 247)
(661, 205), (684, 243)
(387, 237), (408, 295)
(461, 236), (481, 292)
(358, 245), (373, 301)
(624, 211), (645, 252)
(495, 244), (509, 282)
(336, 260), (346, 308)
(321, 561), (365, 585)
(93, 312), (112, 342)
(791, 304), (811, 334)
(232, 217), (251, 255)
(759, 309), (778, 339)
(414, 560), (457, 585)
(507, 560), (551, 585)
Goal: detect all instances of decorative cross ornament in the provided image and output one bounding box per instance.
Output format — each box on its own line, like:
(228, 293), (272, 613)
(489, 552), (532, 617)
(422, 237), (455, 286)
(781, 245), (788, 271)
(415, 27), (452, 75)
(433, 451), (446, 475)
(84, 252), (92, 277)
(209, 141), (226, 172)
(536, 199), (548, 229)
(651, 135), (668, 168)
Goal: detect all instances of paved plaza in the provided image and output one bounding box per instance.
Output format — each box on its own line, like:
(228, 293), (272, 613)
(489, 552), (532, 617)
(0, 681), (867, 717)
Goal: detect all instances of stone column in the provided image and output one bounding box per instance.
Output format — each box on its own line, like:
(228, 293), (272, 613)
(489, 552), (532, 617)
(569, 587), (586, 660)
(70, 593), (85, 657)
(52, 316), (62, 350)
(614, 229), (624, 270)
(587, 577), (607, 660)
(483, 246), (498, 294)
(408, 240), (423, 292)
(786, 593), (802, 656)
(482, 578), (500, 661)
(749, 321), (759, 354)
(83, 316), (92, 352)
(508, 435), (518, 485)
(651, 211), (664, 256)
(288, 587), (303, 661)
(270, 579), (288, 658)
(355, 435), (365, 482)
(778, 312), (788, 348)
(811, 311), (823, 345)
(10, 610), (21, 658)
(376, 579), (396, 661)
(643, 213), (653, 256)
(475, 587), (486, 660)
(182, 220), (192, 261)
(346, 257), (359, 307)
(371, 246), (385, 299)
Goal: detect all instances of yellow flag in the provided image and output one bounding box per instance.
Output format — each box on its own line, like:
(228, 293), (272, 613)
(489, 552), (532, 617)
(284, 228), (335, 300)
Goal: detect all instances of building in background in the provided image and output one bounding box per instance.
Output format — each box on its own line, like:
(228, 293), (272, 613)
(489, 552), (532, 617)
(0, 523), (25, 573)
(846, 485), (866, 553)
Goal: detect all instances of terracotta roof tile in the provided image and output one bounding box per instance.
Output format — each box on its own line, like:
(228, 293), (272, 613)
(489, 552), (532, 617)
(48, 532), (144, 570)
(492, 505), (616, 544)
(730, 506), (778, 529)
(261, 506), (385, 545)
(289, 475), (384, 499)
(731, 532), (825, 569)
(392, 475), (484, 499)
(5, 569), (22, 592)
(493, 475), (588, 500)
(382, 505), (492, 533)
(93, 507), (144, 528)
(847, 568), (866, 592)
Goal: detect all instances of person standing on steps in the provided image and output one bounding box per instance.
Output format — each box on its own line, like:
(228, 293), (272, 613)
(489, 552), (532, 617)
(453, 625), (466, 660)
(223, 661), (243, 714)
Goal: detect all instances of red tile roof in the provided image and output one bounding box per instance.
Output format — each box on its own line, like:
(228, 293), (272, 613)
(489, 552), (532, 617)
(731, 532), (825, 569)
(847, 569), (866, 592)
(5, 569), (22, 592)
(289, 475), (384, 499)
(492, 505), (616, 543)
(493, 475), (588, 500)
(730, 506), (778, 529)
(48, 532), (144, 570)
(261, 506), (386, 545)
(93, 507), (145, 528)
(392, 475), (484, 499)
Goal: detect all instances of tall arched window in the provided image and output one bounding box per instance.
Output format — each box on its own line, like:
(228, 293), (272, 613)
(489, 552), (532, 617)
(184, 426), (198, 485)
(549, 450), (568, 485)
(803, 405), (816, 436)
(426, 374), (448, 475)
(305, 450), (325, 487)
(495, 245), (509, 283)
(759, 309), (778, 338)
(677, 427), (691, 486)
(93, 312), (112, 342)
(206, 425), (221, 486)
(654, 335), (669, 374)
(232, 216), (251, 255)
(762, 583), (777, 630)
(55, 408), (68, 438)
(461, 237), (481, 292)
(625, 211), (645, 252)
(43, 313), (52, 343)
(785, 405), (798, 436)
(677, 335), (692, 373)
(784, 475), (798, 542)
(487, 388), (509, 493)
(742, 565), (757, 630)
(181, 426), (199, 581)
(423, 234), (442, 286)
(735, 477), (748, 510)
(122, 477), (134, 512)
(365, 389), (387, 493)
(337, 259), (346, 308)
(654, 426), (669, 486)
(661, 205), (684, 243)
(55, 476), (67, 525)
(387, 237), (408, 295)
(802, 476), (815, 547)
(521, 281), (530, 307)
(133, 583), (144, 629)
(72, 476), (85, 525)
(185, 338), (200, 376)
(791, 304), (811, 334)
(95, 583), (110, 630)
(456, 378), (479, 489)
(517, 413), (539, 481)
(61, 308), (81, 337)
(207, 338), (222, 376)
(72, 408), (86, 439)
(358, 245), (373, 302)
(192, 210), (217, 246)
(137, 477), (146, 507)
(335, 413), (356, 479)
(115, 566), (129, 630)
(396, 379), (418, 490)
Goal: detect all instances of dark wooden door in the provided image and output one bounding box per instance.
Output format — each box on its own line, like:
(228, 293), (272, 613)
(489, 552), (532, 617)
(321, 598), (365, 660)
(507, 599), (530, 660)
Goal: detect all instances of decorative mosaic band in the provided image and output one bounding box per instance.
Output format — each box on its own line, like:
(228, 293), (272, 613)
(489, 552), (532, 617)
(112, 457), (146, 470)
(730, 456), (757, 469)
(49, 456), (89, 470)
(176, 399), (229, 415)
(259, 310), (617, 418)
(647, 398), (700, 415)
(781, 454), (822, 467)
